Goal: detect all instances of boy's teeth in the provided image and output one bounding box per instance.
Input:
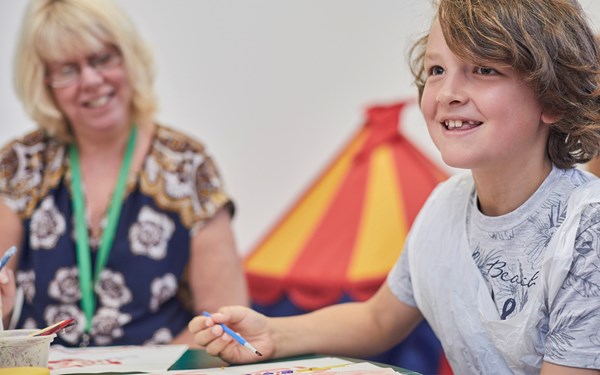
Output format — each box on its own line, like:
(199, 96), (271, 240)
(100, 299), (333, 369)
(445, 120), (464, 128)
(444, 120), (482, 129)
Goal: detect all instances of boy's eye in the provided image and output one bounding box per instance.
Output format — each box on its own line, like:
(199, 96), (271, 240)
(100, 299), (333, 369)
(475, 66), (497, 75)
(429, 66), (445, 76)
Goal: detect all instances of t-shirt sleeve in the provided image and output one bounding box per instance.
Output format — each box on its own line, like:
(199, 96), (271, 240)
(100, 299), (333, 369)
(387, 241), (417, 307)
(544, 202), (600, 369)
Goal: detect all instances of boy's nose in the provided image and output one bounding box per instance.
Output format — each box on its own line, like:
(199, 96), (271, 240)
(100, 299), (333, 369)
(436, 73), (467, 105)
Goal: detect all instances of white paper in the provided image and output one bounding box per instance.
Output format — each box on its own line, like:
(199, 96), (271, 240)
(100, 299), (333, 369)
(48, 344), (188, 374)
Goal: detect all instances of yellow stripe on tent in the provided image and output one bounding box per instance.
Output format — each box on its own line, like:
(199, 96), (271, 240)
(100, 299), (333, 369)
(245, 130), (369, 276)
(348, 145), (407, 281)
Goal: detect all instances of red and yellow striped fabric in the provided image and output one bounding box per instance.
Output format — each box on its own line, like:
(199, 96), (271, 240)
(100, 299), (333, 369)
(245, 100), (448, 310)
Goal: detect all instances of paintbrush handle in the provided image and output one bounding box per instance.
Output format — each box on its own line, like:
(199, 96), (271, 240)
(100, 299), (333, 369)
(202, 311), (262, 356)
(0, 246), (16, 271)
(30, 318), (75, 337)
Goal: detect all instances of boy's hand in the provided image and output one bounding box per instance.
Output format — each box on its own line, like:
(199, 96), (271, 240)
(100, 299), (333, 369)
(189, 306), (275, 364)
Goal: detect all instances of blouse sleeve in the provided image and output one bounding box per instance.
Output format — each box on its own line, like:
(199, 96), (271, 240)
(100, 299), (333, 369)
(140, 125), (235, 234)
(0, 130), (62, 218)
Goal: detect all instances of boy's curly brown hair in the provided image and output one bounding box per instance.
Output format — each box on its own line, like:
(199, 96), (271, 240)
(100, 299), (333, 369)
(410, 0), (600, 169)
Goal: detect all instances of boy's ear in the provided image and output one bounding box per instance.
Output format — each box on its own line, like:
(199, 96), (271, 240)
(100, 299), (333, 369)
(541, 111), (561, 125)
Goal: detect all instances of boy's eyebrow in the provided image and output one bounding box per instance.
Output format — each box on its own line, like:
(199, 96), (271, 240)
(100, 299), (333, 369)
(423, 51), (441, 61)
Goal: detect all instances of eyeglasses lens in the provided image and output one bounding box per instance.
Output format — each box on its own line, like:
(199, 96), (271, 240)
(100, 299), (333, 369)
(46, 47), (122, 88)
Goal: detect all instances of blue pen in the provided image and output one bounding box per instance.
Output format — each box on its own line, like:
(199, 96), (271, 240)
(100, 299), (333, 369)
(0, 246), (16, 271)
(203, 311), (262, 356)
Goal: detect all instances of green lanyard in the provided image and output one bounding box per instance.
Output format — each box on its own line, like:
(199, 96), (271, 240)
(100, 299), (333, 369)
(69, 125), (137, 333)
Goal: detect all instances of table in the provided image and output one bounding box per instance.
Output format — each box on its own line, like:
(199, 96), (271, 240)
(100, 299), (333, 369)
(171, 349), (422, 374)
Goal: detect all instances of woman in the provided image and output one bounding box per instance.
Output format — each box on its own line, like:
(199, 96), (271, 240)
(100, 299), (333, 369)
(0, 0), (248, 347)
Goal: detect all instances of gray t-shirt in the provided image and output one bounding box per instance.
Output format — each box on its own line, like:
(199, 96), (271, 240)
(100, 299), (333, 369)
(389, 166), (600, 368)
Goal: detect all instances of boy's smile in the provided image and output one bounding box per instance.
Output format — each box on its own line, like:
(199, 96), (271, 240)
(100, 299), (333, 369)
(443, 120), (482, 130)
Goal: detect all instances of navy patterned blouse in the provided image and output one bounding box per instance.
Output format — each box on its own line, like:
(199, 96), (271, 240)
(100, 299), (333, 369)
(0, 125), (233, 346)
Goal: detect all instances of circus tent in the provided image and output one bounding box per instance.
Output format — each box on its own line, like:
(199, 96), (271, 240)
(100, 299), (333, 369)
(244, 100), (450, 374)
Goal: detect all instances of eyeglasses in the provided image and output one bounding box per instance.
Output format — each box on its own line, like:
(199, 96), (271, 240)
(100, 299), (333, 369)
(45, 46), (123, 88)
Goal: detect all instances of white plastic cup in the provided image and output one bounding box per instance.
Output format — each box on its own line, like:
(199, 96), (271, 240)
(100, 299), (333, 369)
(0, 329), (56, 368)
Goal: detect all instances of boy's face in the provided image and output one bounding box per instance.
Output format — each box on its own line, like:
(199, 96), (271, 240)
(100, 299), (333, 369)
(419, 20), (553, 172)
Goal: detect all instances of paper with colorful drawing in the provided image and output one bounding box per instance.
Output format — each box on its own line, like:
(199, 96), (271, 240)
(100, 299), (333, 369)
(144, 357), (403, 375)
(48, 344), (188, 374)
(48, 346), (405, 375)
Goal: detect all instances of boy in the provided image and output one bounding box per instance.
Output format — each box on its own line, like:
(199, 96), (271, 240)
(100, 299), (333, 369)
(189, 0), (600, 373)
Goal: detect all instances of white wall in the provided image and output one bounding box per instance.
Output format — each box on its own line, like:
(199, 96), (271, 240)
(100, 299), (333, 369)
(1, 1), (600, 255)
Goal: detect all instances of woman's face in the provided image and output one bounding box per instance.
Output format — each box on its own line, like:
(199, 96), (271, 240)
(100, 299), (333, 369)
(46, 44), (133, 136)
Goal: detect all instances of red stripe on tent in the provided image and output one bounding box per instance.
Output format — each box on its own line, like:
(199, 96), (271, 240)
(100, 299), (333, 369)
(244, 126), (370, 264)
(391, 136), (447, 227)
(246, 274), (285, 305)
(346, 277), (390, 302)
(245, 128), (370, 307)
(285, 152), (370, 309)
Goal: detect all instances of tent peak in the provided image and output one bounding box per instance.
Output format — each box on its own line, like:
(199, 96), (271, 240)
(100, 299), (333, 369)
(358, 99), (416, 160)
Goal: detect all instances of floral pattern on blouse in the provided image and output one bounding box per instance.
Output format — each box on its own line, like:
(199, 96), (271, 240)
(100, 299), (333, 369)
(0, 125), (233, 346)
(129, 206), (174, 260)
(30, 196), (66, 250)
(149, 273), (177, 313)
(95, 269), (132, 309)
(144, 327), (173, 345)
(48, 267), (81, 303)
(16, 270), (35, 304)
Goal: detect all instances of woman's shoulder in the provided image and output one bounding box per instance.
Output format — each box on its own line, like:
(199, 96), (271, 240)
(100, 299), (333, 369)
(0, 128), (65, 175)
(0, 129), (66, 216)
(1, 128), (48, 151)
(151, 124), (208, 155)
(141, 123), (231, 229)
(146, 124), (222, 178)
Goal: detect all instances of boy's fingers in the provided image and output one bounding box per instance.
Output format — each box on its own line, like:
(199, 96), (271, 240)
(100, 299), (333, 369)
(215, 306), (247, 325)
(204, 330), (233, 357)
(189, 315), (213, 333)
(191, 320), (225, 345)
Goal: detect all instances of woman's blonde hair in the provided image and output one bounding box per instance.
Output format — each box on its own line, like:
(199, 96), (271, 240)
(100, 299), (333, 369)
(14, 0), (158, 143)
(410, 0), (600, 169)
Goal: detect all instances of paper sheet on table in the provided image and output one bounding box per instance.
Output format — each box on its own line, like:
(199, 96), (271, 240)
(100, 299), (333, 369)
(48, 344), (188, 374)
(146, 357), (404, 375)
